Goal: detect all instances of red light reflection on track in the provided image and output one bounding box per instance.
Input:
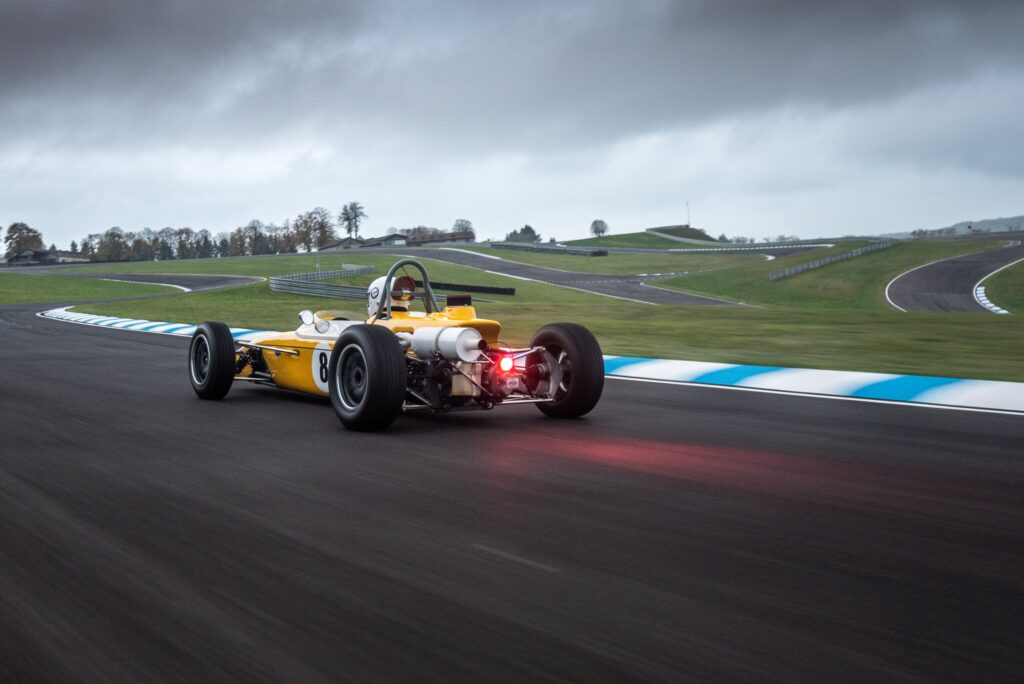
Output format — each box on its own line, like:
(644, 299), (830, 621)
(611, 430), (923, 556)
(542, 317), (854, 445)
(497, 434), (1003, 515)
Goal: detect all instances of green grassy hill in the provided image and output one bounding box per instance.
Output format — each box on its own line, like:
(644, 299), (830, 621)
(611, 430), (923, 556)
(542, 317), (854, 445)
(461, 245), (756, 275)
(564, 232), (684, 249)
(655, 240), (1003, 311)
(35, 238), (1024, 382)
(647, 225), (718, 241)
(0, 272), (171, 304)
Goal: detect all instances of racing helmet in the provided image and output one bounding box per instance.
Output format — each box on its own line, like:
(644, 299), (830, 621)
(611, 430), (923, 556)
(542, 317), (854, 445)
(366, 274), (417, 317)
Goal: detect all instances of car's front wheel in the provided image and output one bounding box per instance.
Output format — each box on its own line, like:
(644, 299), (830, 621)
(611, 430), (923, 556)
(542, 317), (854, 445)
(531, 323), (604, 418)
(328, 325), (406, 431)
(189, 322), (235, 399)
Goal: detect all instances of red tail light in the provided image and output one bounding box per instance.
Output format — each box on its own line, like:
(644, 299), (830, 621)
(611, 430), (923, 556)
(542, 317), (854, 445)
(498, 355), (514, 373)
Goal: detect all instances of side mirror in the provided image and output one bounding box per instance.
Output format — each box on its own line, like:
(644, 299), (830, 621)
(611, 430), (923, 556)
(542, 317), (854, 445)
(299, 310), (314, 326)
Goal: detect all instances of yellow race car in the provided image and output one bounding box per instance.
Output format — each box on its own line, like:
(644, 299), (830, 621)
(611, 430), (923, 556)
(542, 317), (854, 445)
(187, 259), (604, 430)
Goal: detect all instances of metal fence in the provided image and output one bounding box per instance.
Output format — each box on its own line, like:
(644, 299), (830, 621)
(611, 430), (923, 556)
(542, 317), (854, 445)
(490, 242), (608, 257)
(268, 264), (376, 300)
(268, 264), (515, 301)
(769, 240), (897, 281)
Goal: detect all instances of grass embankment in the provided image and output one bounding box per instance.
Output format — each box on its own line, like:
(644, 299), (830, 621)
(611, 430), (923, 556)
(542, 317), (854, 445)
(63, 240), (1024, 382)
(70, 285), (1024, 381)
(563, 232), (685, 249)
(983, 260), (1024, 314)
(656, 240), (1004, 311)
(461, 245), (757, 276)
(0, 272), (170, 304)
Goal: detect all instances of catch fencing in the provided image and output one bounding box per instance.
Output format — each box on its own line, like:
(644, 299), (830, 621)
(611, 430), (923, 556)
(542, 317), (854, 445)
(268, 265), (515, 300)
(490, 242), (607, 257)
(769, 240), (897, 281)
(268, 264), (376, 300)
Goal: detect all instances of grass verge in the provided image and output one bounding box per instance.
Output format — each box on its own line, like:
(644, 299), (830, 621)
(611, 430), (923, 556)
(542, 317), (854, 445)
(0, 272), (170, 304)
(460, 245), (761, 275)
(983, 259), (1024, 314)
(72, 286), (1024, 382)
(656, 240), (1005, 311)
(42, 240), (1024, 382)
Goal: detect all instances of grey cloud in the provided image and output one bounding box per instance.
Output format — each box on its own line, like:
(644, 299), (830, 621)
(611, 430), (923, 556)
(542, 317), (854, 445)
(1, 1), (1022, 244)
(4, 0), (1023, 149)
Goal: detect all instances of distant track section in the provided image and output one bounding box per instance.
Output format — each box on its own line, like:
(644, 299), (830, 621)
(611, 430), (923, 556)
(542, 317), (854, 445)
(886, 243), (1024, 312)
(362, 247), (743, 306)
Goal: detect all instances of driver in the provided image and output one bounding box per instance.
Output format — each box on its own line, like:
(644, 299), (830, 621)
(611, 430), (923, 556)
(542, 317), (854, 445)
(366, 274), (417, 318)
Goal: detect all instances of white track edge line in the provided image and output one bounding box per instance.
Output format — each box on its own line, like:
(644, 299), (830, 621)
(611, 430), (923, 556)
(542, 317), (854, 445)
(606, 375), (1024, 417)
(972, 257), (1023, 314)
(100, 278), (191, 292)
(34, 311), (195, 338)
(35, 308), (1021, 416)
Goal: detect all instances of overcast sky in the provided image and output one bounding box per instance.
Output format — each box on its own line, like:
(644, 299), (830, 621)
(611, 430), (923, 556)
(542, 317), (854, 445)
(2, 0), (1022, 246)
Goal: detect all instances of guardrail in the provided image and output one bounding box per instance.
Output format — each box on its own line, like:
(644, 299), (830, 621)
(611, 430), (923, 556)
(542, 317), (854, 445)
(669, 243), (834, 254)
(490, 242), (607, 257)
(269, 264), (376, 300)
(268, 264), (515, 300)
(769, 240), (897, 281)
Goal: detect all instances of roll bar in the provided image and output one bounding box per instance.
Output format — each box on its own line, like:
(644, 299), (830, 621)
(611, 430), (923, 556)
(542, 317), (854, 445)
(374, 259), (442, 320)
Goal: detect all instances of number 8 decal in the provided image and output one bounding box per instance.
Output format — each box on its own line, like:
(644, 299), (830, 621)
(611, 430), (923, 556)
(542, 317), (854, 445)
(311, 341), (331, 393)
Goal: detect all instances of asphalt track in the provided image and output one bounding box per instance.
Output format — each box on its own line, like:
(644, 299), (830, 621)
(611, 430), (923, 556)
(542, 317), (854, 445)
(593, 245), (821, 257)
(1, 302), (1022, 682)
(29, 269), (266, 295)
(360, 247), (741, 306)
(886, 242), (1024, 312)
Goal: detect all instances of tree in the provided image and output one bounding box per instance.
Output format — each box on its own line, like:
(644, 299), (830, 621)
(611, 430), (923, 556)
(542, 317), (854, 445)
(69, 240), (79, 254)
(505, 225), (541, 243)
(590, 219), (608, 237)
(80, 234), (101, 259)
(452, 219), (474, 235)
(243, 220), (270, 255)
(294, 208), (336, 251)
(155, 227), (176, 261)
(130, 237), (154, 262)
(717, 233), (729, 242)
(195, 230), (214, 259)
(228, 227), (247, 256)
(175, 227), (196, 259)
(4, 222), (45, 259)
(48, 242), (56, 251)
(95, 227), (129, 262)
(339, 202), (367, 238)
(214, 233), (230, 258)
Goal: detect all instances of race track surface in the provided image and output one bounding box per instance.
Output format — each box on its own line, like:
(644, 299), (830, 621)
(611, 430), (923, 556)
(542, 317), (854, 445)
(886, 242), (1024, 312)
(601, 244), (823, 256)
(362, 247), (740, 305)
(1, 304), (1021, 682)
(35, 269), (266, 293)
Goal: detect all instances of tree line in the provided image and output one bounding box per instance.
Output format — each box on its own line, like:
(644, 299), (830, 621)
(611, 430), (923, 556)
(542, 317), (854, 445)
(4, 203), (370, 262)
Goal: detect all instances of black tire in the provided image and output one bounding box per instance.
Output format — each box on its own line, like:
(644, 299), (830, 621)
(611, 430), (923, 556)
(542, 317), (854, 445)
(531, 323), (604, 419)
(189, 322), (235, 399)
(328, 325), (406, 431)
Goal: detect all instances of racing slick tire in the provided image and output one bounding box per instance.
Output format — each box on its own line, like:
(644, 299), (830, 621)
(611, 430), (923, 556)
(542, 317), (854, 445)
(189, 322), (236, 400)
(328, 325), (406, 431)
(531, 323), (604, 419)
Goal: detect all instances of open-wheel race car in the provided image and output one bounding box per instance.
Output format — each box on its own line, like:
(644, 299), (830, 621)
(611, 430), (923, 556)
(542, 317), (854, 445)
(187, 259), (604, 430)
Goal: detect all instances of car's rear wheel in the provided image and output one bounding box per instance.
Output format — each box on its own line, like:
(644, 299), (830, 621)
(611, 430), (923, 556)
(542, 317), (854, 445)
(328, 325), (406, 431)
(531, 323), (604, 418)
(189, 322), (235, 399)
